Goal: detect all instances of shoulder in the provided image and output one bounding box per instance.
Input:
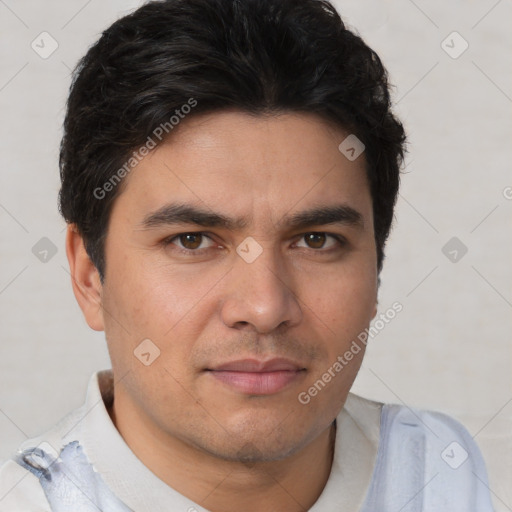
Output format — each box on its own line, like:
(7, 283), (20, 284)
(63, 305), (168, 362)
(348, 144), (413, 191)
(0, 410), (82, 512)
(0, 458), (51, 511)
(344, 393), (487, 464)
(357, 397), (496, 511)
(380, 400), (487, 469)
(0, 387), (92, 511)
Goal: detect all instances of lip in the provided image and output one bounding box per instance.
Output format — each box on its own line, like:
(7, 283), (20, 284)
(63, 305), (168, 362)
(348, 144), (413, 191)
(206, 358), (306, 395)
(209, 358), (305, 373)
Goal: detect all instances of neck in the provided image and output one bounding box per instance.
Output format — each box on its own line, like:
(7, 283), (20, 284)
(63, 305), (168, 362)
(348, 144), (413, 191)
(108, 394), (336, 512)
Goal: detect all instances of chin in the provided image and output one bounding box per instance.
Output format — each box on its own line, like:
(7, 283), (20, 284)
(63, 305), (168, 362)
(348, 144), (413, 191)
(197, 417), (320, 464)
(207, 437), (301, 464)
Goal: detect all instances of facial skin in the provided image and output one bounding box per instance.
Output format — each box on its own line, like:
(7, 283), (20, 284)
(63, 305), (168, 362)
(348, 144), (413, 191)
(67, 111), (378, 511)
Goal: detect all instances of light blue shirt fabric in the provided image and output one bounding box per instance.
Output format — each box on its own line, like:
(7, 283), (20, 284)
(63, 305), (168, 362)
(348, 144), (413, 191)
(359, 403), (495, 511)
(16, 441), (132, 512)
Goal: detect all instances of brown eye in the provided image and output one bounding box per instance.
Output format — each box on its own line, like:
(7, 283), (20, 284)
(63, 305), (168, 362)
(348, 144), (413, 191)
(164, 232), (218, 255)
(304, 233), (327, 249)
(179, 233), (203, 250)
(295, 232), (343, 251)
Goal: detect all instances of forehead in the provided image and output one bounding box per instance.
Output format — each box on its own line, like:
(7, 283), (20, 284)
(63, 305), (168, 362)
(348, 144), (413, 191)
(110, 111), (372, 229)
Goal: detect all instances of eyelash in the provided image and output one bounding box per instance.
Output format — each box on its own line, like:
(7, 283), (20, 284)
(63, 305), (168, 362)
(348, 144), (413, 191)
(162, 232), (347, 256)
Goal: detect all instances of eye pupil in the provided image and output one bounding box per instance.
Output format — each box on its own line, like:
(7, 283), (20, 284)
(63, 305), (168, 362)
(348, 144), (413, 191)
(181, 233), (202, 250)
(306, 233), (326, 249)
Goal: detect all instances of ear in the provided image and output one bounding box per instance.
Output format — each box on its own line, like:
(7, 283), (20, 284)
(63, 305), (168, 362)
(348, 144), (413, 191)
(65, 224), (105, 331)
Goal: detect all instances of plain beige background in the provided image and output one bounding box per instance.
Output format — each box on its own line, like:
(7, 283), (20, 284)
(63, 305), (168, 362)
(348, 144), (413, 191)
(0, 0), (511, 509)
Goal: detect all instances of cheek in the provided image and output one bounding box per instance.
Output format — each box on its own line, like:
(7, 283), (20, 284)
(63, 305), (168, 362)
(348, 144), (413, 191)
(102, 262), (224, 377)
(300, 267), (377, 333)
(105, 263), (200, 334)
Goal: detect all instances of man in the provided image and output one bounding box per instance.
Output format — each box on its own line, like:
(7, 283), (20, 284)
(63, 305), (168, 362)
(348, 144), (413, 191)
(0, 0), (495, 510)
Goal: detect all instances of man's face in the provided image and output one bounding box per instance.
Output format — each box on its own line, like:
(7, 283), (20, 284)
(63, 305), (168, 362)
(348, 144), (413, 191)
(94, 111), (377, 461)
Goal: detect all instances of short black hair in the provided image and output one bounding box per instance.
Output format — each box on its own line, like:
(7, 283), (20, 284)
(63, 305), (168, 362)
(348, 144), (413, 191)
(59, 0), (406, 279)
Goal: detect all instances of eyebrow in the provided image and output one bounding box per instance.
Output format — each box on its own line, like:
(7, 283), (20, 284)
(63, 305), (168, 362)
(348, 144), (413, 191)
(140, 202), (364, 232)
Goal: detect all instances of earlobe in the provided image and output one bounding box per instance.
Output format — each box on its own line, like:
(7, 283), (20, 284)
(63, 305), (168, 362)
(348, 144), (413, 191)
(65, 224), (105, 331)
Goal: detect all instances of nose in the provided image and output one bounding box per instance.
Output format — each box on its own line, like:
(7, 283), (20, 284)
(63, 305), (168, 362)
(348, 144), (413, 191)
(220, 245), (303, 334)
